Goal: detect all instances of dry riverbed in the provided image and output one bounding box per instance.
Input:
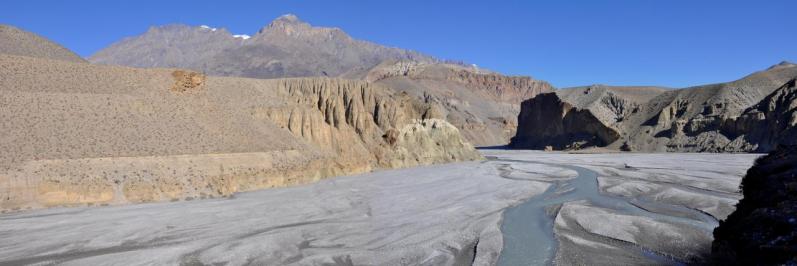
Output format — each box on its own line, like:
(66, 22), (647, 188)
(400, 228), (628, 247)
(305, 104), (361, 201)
(0, 151), (759, 265)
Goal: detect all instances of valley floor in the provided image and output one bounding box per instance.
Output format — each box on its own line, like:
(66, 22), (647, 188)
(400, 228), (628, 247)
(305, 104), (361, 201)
(0, 151), (759, 265)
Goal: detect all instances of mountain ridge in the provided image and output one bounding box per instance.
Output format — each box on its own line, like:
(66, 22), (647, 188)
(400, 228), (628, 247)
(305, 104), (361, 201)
(89, 14), (437, 79)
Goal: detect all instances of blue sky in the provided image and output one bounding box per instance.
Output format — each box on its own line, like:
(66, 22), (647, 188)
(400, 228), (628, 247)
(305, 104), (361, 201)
(2, 0), (795, 88)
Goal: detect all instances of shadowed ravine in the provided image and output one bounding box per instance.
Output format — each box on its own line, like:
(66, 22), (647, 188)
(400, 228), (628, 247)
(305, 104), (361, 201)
(493, 156), (714, 265)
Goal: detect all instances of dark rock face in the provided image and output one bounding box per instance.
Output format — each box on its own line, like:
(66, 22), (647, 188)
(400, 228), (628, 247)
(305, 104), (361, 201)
(712, 145), (797, 265)
(510, 92), (620, 149)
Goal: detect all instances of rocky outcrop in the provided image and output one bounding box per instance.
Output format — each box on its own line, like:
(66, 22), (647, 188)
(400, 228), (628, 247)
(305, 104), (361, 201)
(367, 61), (553, 146)
(511, 63), (797, 152)
(712, 145), (797, 265)
(510, 92), (620, 149)
(510, 85), (660, 150)
(0, 54), (479, 212)
(170, 70), (206, 92)
(0, 25), (86, 63)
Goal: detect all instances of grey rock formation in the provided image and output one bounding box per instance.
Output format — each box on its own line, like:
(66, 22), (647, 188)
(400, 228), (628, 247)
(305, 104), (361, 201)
(723, 78), (797, 151)
(90, 14), (435, 79)
(511, 63), (797, 152)
(0, 25), (85, 63)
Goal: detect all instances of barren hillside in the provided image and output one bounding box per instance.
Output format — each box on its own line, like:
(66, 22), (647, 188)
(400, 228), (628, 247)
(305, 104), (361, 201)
(0, 54), (480, 212)
(0, 24), (85, 63)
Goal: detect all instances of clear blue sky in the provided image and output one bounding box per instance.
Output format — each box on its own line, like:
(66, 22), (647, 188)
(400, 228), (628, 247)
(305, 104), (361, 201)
(3, 0), (795, 88)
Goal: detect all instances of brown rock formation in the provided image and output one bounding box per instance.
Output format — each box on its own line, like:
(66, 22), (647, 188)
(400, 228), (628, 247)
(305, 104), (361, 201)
(170, 70), (206, 92)
(0, 54), (480, 212)
(366, 61), (553, 146)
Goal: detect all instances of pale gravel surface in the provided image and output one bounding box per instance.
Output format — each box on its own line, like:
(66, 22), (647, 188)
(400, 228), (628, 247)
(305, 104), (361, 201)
(0, 151), (760, 265)
(0, 160), (552, 266)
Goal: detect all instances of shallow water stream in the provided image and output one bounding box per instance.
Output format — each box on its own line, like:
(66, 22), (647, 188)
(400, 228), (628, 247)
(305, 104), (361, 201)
(493, 157), (710, 265)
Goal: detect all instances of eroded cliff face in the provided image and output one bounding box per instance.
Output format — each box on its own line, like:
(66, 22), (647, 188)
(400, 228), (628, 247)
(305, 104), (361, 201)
(257, 78), (481, 171)
(365, 61), (553, 146)
(0, 54), (479, 212)
(511, 64), (797, 152)
(712, 145), (797, 265)
(722, 79), (797, 152)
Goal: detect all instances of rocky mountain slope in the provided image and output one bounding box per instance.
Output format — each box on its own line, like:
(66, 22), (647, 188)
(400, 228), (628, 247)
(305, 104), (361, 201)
(0, 25), (85, 63)
(90, 14), (435, 79)
(511, 63), (797, 152)
(0, 51), (480, 212)
(712, 145), (797, 265)
(365, 60), (554, 146)
(89, 15), (553, 146)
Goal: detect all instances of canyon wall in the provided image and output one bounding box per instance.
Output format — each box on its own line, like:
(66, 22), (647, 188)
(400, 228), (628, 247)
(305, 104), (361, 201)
(511, 63), (797, 152)
(367, 61), (554, 146)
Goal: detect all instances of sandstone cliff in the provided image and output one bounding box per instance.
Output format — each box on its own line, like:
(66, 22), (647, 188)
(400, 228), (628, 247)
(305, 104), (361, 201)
(712, 145), (797, 265)
(0, 54), (480, 212)
(511, 63), (797, 152)
(366, 60), (554, 146)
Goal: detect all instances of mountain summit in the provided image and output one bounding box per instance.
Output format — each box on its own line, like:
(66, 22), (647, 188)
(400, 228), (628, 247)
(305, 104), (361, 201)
(767, 60), (797, 70)
(90, 14), (434, 79)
